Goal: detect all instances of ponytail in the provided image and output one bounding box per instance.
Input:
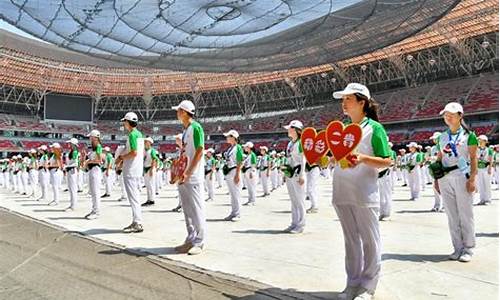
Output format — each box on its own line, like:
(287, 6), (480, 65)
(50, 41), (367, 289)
(459, 113), (471, 134)
(355, 94), (380, 122)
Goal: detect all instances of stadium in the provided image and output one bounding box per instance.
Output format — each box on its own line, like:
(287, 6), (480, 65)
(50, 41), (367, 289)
(0, 0), (498, 299)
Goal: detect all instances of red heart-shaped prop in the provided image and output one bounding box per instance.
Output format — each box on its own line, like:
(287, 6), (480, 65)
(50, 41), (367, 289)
(170, 155), (188, 184)
(325, 121), (363, 161)
(300, 128), (329, 165)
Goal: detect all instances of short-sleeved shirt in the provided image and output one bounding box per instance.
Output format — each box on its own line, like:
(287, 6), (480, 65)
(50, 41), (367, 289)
(66, 148), (80, 168)
(286, 139), (305, 179)
(205, 156), (216, 172)
(437, 127), (477, 168)
(144, 148), (158, 168)
(182, 121), (205, 184)
(89, 144), (102, 162)
(259, 154), (269, 170)
(123, 128), (144, 177)
(477, 146), (493, 168)
(224, 144), (243, 168)
(332, 117), (390, 208)
(244, 151), (257, 169)
(104, 152), (114, 169)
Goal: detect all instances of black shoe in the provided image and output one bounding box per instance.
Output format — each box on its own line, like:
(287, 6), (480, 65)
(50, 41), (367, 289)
(171, 206), (182, 212)
(402, 184), (408, 187)
(63, 189), (68, 192)
(242, 187), (247, 190)
(155, 193), (159, 196)
(101, 194), (110, 198)
(77, 190), (83, 193)
(141, 200), (155, 207)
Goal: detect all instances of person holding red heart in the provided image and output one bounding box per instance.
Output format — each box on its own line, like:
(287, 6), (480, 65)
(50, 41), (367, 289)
(283, 120), (307, 234)
(332, 83), (392, 300)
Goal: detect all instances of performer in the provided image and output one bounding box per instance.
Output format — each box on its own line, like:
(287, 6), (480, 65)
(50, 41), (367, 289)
(258, 146), (271, 197)
(142, 137), (158, 207)
(101, 146), (114, 198)
(476, 135), (493, 205)
(222, 130), (244, 221)
(242, 142), (258, 206)
(406, 142), (421, 200)
(429, 132), (444, 212)
(65, 138), (80, 211)
(48, 143), (63, 206)
(84, 130), (103, 219)
(204, 148), (216, 202)
(37, 145), (50, 202)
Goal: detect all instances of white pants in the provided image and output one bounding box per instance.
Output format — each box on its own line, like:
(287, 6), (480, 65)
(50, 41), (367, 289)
(260, 170), (270, 195)
(306, 167), (320, 209)
(334, 205), (381, 292)
(402, 169), (409, 185)
(476, 168), (492, 203)
(225, 169), (242, 217)
(433, 185), (442, 210)
(244, 169), (257, 204)
(49, 169), (63, 203)
(178, 181), (206, 246)
(144, 172), (156, 202)
(271, 169), (279, 189)
(420, 166), (427, 191)
(38, 169), (49, 201)
(424, 165), (433, 184)
(408, 167), (420, 199)
(156, 170), (163, 194)
(438, 171), (475, 255)
(78, 170), (84, 191)
(67, 168), (79, 208)
(0, 172), (4, 187)
(124, 176), (143, 224)
(20, 171), (28, 194)
(286, 176), (306, 230)
(204, 172), (214, 200)
(216, 169), (224, 187)
(28, 169), (38, 196)
(14, 172), (20, 193)
(88, 166), (102, 214)
(378, 173), (392, 217)
(104, 170), (114, 195)
(118, 174), (127, 200)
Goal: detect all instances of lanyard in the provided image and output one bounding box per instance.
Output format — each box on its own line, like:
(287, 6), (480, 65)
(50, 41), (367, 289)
(447, 127), (462, 157)
(359, 117), (370, 129)
(287, 140), (297, 157)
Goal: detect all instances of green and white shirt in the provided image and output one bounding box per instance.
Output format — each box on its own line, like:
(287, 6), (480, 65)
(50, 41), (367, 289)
(332, 117), (390, 207)
(224, 144), (243, 169)
(182, 121), (205, 184)
(437, 127), (478, 168)
(258, 154), (269, 171)
(205, 156), (216, 173)
(144, 147), (158, 168)
(286, 139), (305, 178)
(123, 128), (144, 177)
(243, 151), (257, 170)
(477, 146), (494, 169)
(66, 148), (80, 169)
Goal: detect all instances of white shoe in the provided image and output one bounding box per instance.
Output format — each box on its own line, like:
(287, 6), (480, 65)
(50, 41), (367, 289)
(458, 253), (472, 263)
(449, 250), (461, 261)
(48, 201), (58, 206)
(289, 227), (304, 234)
(338, 286), (358, 300)
(85, 212), (99, 220)
(64, 207), (74, 212)
(354, 288), (374, 300)
(187, 246), (203, 255)
(230, 216), (241, 222)
(283, 225), (295, 233)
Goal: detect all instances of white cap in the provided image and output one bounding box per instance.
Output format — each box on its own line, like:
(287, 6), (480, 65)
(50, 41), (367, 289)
(23, 157), (30, 162)
(66, 138), (78, 145)
(216, 153), (222, 157)
(50, 142), (61, 149)
(333, 83), (371, 99)
(270, 150), (277, 155)
(104, 146), (111, 152)
(429, 132), (441, 140)
(243, 141), (254, 148)
(172, 100), (195, 115)
(425, 146), (432, 149)
(38, 145), (48, 151)
(87, 129), (101, 138)
(284, 120), (303, 130)
(29, 149), (37, 154)
(399, 148), (406, 152)
(145, 137), (154, 144)
(407, 142), (418, 148)
(206, 148), (215, 153)
(223, 129), (239, 138)
(440, 102), (463, 115)
(417, 145), (423, 149)
(478, 135), (488, 141)
(121, 112), (139, 122)
(388, 142), (393, 147)
(16, 155), (22, 159)
(260, 146), (268, 152)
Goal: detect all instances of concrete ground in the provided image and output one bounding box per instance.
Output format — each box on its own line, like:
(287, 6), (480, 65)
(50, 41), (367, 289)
(0, 177), (498, 300)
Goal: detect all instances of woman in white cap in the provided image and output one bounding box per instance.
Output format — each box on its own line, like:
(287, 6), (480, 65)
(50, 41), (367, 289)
(142, 136), (158, 206)
(429, 132), (443, 212)
(222, 129), (244, 221)
(215, 153), (224, 189)
(84, 130), (103, 219)
(258, 146), (271, 197)
(332, 83), (392, 300)
(37, 145), (50, 202)
(48, 143), (63, 205)
(434, 102), (478, 263)
(406, 142), (422, 200)
(476, 135), (493, 205)
(204, 148), (216, 202)
(282, 120), (306, 233)
(65, 138), (80, 211)
(20, 156), (29, 195)
(242, 141), (258, 206)
(269, 150), (279, 191)
(115, 112), (144, 233)
(27, 149), (38, 198)
(172, 100), (206, 255)
(101, 146), (114, 198)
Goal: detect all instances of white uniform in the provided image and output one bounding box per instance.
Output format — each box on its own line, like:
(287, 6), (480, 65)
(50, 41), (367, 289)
(407, 151), (421, 200)
(123, 128), (144, 225)
(65, 148), (80, 209)
(332, 117), (390, 293)
(437, 127), (477, 257)
(27, 156), (38, 196)
(224, 144), (244, 218)
(204, 156), (216, 201)
(178, 121), (206, 247)
(270, 156), (279, 190)
(115, 146), (128, 201)
(259, 154), (270, 195)
(285, 139), (306, 231)
(37, 154), (50, 202)
(243, 151), (258, 205)
(430, 145), (443, 210)
(144, 148), (158, 202)
(48, 155), (63, 204)
(305, 164), (320, 210)
(401, 154), (409, 186)
(103, 152), (114, 196)
(476, 146), (493, 204)
(87, 145), (103, 214)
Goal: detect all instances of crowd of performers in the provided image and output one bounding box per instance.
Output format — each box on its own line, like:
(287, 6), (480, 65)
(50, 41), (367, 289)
(0, 84), (498, 300)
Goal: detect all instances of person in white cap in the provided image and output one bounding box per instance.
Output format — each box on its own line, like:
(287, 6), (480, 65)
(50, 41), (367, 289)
(48, 143), (63, 206)
(142, 137), (158, 206)
(83, 130), (103, 219)
(204, 148), (216, 202)
(406, 142), (421, 200)
(269, 150), (279, 191)
(493, 145), (499, 190)
(36, 145), (50, 202)
(429, 132), (443, 212)
(242, 141), (258, 206)
(215, 153), (224, 189)
(101, 146), (114, 198)
(434, 102), (478, 263)
(475, 135), (493, 205)
(27, 149), (38, 198)
(0, 159), (6, 188)
(222, 129), (244, 221)
(398, 149), (408, 187)
(331, 83), (392, 300)
(116, 112), (145, 233)
(65, 138), (80, 211)
(258, 146), (271, 197)
(283, 120), (307, 234)
(19, 156), (29, 195)
(172, 100), (206, 255)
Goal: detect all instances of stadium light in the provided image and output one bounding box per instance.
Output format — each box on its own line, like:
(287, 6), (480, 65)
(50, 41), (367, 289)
(406, 55), (414, 61)
(429, 59), (436, 66)
(360, 65), (367, 71)
(481, 41), (490, 48)
(376, 69), (383, 75)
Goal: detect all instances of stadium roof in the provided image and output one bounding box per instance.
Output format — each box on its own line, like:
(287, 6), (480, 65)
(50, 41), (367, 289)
(0, 0), (460, 72)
